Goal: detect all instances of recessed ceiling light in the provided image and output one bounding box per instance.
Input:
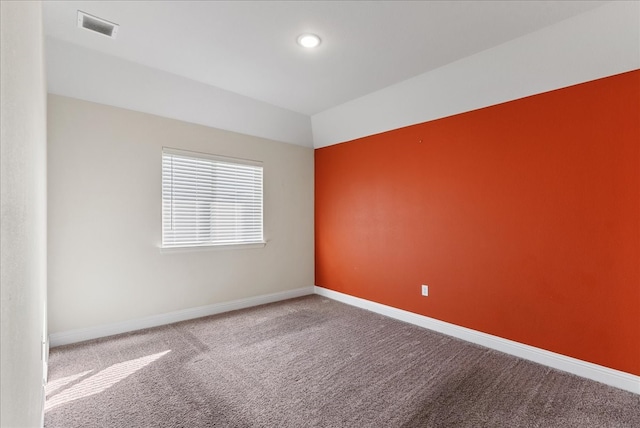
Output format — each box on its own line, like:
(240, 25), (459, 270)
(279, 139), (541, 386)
(297, 33), (321, 49)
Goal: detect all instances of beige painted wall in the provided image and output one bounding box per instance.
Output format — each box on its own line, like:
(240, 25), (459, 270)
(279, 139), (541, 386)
(1, 1), (48, 426)
(48, 95), (314, 334)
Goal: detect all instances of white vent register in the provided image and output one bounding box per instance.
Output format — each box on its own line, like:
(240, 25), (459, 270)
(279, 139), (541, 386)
(77, 11), (119, 39)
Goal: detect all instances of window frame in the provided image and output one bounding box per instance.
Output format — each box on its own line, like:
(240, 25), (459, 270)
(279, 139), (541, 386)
(161, 147), (265, 250)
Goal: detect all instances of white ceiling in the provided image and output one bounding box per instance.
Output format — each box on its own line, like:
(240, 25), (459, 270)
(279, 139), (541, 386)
(43, 1), (608, 116)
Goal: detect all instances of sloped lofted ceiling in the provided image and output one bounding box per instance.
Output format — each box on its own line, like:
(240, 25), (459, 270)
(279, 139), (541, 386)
(43, 1), (607, 116)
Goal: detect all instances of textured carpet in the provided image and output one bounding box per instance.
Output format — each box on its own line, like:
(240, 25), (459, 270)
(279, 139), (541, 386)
(45, 295), (639, 427)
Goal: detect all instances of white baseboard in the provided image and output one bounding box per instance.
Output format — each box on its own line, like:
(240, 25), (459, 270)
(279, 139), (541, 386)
(314, 286), (639, 395)
(49, 286), (314, 348)
(40, 384), (45, 428)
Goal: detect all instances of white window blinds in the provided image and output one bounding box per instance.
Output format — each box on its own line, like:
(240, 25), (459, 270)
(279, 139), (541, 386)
(162, 148), (263, 248)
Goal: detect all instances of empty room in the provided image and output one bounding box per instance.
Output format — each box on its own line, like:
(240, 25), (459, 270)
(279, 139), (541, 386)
(1, 1), (639, 427)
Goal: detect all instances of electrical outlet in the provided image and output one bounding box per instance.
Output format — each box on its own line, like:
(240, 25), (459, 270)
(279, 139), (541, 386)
(421, 285), (429, 296)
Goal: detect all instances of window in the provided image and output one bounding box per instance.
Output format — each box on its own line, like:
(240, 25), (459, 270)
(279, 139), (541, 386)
(162, 148), (263, 248)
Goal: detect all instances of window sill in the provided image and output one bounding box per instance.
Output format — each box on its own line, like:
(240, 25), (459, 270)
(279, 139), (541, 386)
(159, 241), (266, 254)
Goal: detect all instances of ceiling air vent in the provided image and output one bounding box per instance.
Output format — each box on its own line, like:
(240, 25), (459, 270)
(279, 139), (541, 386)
(77, 11), (119, 39)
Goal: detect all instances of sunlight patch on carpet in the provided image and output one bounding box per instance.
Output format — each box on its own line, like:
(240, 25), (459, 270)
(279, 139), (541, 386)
(45, 350), (170, 411)
(46, 370), (93, 396)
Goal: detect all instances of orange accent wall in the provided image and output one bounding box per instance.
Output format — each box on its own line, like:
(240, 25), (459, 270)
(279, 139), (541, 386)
(315, 70), (640, 376)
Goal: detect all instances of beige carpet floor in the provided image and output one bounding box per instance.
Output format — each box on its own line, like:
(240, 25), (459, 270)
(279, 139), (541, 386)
(45, 295), (640, 427)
